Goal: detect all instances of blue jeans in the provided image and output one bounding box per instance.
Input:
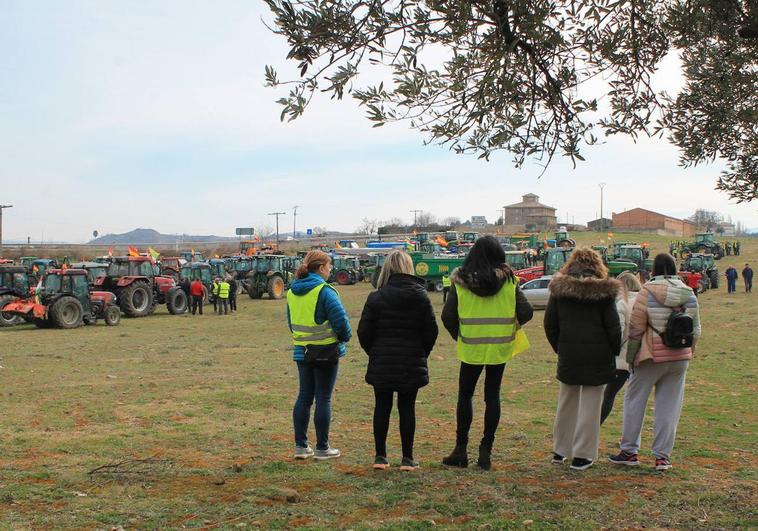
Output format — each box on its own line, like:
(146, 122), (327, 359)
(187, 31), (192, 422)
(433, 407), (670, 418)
(728, 278), (736, 293)
(293, 361), (339, 450)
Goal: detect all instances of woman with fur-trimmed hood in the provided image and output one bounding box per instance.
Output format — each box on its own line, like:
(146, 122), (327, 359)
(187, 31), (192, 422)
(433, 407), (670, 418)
(441, 236), (534, 470)
(544, 247), (621, 471)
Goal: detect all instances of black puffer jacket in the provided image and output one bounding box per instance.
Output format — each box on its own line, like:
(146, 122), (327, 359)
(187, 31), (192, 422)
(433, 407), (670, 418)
(358, 274), (438, 392)
(544, 272), (622, 386)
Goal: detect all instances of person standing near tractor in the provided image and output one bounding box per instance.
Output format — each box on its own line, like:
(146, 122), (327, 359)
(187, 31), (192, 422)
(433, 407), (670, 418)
(743, 264), (753, 293)
(217, 277), (230, 314)
(441, 236), (534, 471)
(442, 274), (451, 303)
(358, 250), (438, 471)
(190, 277), (205, 315)
(544, 248), (621, 471)
(725, 265), (738, 294)
(211, 278), (220, 313)
(287, 250), (351, 461)
(227, 275), (238, 312)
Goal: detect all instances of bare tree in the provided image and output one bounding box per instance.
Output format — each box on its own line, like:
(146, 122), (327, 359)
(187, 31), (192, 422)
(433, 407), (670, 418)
(356, 217), (380, 235)
(688, 209), (722, 231)
(416, 211), (437, 227)
(442, 216), (462, 227)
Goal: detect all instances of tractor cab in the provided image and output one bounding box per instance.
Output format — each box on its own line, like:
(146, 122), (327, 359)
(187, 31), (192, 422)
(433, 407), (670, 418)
(207, 258), (227, 279)
(19, 256), (38, 269)
(330, 256), (362, 285)
(71, 262), (108, 286)
(181, 262), (213, 288)
(544, 248), (574, 276)
(695, 233), (715, 244)
(179, 251), (203, 262)
(0, 265), (30, 295)
(462, 232), (479, 243)
(554, 228), (576, 249)
(29, 258), (58, 277)
(504, 250), (528, 270)
(680, 253), (719, 292)
(105, 256), (157, 278)
(159, 257), (184, 279)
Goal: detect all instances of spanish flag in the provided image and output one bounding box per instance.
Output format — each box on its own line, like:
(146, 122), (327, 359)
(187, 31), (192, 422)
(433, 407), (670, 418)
(128, 246), (140, 257)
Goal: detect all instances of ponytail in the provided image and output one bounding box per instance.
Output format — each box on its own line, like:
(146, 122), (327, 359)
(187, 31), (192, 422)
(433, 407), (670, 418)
(296, 250), (331, 279)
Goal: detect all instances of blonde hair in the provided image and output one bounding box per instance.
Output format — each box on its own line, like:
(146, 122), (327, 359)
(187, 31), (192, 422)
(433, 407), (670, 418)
(560, 247), (608, 279)
(376, 250), (414, 288)
(296, 250), (331, 279)
(616, 271), (642, 302)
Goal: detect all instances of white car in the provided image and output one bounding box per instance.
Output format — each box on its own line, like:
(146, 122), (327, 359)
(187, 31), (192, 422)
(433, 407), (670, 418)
(521, 275), (552, 309)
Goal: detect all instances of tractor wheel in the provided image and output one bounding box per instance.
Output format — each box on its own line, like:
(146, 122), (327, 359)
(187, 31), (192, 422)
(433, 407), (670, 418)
(236, 282), (244, 296)
(104, 304), (121, 326)
(267, 276), (285, 299)
(50, 296), (84, 329)
(120, 281), (154, 317)
(335, 270), (351, 285)
(709, 270), (719, 289)
(166, 287), (189, 315)
(433, 280), (445, 292)
(0, 294), (22, 327)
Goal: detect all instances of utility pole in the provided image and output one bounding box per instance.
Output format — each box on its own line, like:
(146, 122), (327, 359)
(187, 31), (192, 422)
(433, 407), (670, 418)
(292, 205), (299, 240)
(0, 204), (13, 253)
(409, 209), (422, 227)
(268, 211), (286, 246)
(598, 182), (606, 232)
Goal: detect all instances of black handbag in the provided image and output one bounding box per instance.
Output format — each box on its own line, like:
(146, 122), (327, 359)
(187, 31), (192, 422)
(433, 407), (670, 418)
(304, 343), (340, 367)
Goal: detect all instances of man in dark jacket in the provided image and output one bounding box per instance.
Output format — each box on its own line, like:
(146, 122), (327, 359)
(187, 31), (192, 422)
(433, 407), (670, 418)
(543, 248), (621, 471)
(227, 276), (238, 312)
(743, 264), (753, 293)
(725, 265), (738, 294)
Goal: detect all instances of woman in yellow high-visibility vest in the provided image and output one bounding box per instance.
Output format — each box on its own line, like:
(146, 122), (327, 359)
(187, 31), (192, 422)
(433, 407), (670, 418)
(286, 250), (352, 461)
(441, 236), (534, 470)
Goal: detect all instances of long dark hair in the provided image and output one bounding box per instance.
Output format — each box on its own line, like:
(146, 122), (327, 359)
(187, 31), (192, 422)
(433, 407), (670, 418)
(652, 253), (677, 276)
(459, 235), (514, 287)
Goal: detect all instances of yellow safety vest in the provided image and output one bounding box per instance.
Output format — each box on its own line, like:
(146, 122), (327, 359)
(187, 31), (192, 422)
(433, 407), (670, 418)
(286, 283), (339, 346)
(212, 282), (220, 296)
(456, 281), (518, 365)
(442, 275), (451, 288)
(218, 281), (230, 299)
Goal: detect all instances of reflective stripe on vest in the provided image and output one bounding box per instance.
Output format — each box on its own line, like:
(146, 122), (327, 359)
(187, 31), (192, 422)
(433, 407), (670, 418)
(218, 282), (230, 298)
(286, 283), (339, 346)
(456, 281), (518, 364)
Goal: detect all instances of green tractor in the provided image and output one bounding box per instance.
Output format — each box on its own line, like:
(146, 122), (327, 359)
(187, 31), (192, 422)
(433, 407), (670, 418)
(554, 229), (576, 249)
(25, 258), (58, 284)
(682, 233), (723, 260)
(363, 254), (387, 288)
(329, 256), (362, 285)
(244, 255), (301, 300)
(2, 268), (121, 329)
(543, 248), (574, 276)
(179, 250), (204, 262)
(596, 244), (651, 278)
(680, 253), (719, 291)
(0, 265), (31, 326)
(180, 262), (213, 302)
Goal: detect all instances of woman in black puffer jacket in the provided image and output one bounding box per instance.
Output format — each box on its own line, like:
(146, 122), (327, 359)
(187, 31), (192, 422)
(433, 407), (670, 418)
(358, 250), (438, 471)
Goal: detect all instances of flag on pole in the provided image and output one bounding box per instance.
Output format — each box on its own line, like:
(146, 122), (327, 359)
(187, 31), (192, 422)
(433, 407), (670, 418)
(128, 246), (140, 257)
(148, 247), (160, 261)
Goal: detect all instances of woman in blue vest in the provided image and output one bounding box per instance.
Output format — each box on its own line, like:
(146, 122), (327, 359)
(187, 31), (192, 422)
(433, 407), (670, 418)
(441, 236), (534, 470)
(286, 250), (352, 460)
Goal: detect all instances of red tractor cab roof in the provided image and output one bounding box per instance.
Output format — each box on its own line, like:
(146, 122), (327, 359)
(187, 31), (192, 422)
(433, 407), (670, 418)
(47, 268), (89, 276)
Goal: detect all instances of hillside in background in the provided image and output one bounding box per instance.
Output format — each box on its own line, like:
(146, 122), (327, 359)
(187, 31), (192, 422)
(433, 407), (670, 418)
(88, 228), (239, 245)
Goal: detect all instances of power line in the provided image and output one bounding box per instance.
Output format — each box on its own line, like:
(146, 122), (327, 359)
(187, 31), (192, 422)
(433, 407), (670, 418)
(268, 211), (286, 246)
(409, 209), (422, 227)
(292, 206), (299, 240)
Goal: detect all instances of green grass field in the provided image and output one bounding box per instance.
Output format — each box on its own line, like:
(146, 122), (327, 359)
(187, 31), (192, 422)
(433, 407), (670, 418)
(1, 233), (756, 529)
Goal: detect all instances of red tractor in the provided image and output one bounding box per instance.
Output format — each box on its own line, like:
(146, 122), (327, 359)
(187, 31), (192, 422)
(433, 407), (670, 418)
(2, 269), (121, 328)
(94, 256), (187, 317)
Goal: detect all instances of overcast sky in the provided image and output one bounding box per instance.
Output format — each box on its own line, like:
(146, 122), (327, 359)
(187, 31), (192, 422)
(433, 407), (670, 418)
(1, 1), (756, 242)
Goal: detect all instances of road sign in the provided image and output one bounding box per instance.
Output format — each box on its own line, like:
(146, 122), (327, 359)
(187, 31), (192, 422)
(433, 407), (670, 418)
(306, 228), (313, 235)
(235, 227), (255, 236)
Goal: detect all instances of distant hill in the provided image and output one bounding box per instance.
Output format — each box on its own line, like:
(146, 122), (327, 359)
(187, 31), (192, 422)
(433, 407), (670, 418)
(88, 228), (239, 245)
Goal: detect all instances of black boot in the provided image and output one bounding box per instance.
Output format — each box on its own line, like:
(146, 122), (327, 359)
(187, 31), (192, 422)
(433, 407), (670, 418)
(442, 443), (468, 468)
(477, 441), (492, 470)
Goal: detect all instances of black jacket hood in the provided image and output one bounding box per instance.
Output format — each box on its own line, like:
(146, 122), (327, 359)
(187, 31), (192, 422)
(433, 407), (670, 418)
(450, 265), (513, 297)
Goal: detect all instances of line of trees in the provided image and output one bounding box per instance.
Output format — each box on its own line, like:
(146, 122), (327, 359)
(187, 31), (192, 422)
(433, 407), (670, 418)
(356, 213), (465, 235)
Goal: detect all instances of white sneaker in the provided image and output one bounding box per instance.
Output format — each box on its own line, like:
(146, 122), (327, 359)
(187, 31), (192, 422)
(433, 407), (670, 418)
(313, 447), (341, 460)
(294, 446), (314, 459)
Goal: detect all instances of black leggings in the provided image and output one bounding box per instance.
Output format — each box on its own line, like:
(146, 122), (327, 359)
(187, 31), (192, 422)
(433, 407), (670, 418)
(600, 369), (630, 425)
(373, 388), (418, 459)
(456, 362), (506, 446)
